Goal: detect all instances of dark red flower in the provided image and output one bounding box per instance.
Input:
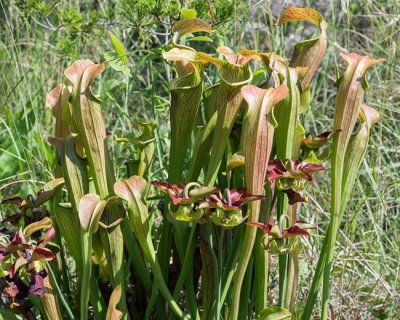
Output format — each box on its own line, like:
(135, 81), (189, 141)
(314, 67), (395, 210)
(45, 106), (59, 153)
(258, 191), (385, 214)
(0, 227), (56, 279)
(267, 159), (325, 182)
(1, 197), (23, 208)
(282, 189), (308, 205)
(151, 181), (188, 205)
(151, 181), (218, 206)
(267, 159), (325, 205)
(247, 219), (316, 239)
(247, 221), (273, 234)
(2, 194), (51, 226)
(303, 131), (331, 149)
(200, 188), (264, 211)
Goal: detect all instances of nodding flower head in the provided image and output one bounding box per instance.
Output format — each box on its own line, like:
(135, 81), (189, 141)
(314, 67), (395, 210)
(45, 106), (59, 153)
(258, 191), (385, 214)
(267, 159), (325, 205)
(200, 188), (264, 212)
(151, 181), (218, 206)
(0, 225), (56, 279)
(199, 188), (264, 228)
(151, 181), (218, 222)
(0, 222), (57, 308)
(247, 217), (316, 254)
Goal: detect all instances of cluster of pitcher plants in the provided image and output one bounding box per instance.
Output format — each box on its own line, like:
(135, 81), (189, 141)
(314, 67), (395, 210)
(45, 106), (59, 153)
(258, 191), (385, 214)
(0, 7), (383, 320)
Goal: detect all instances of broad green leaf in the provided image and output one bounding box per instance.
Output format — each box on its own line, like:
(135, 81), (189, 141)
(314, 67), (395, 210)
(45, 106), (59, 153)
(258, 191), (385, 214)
(104, 51), (131, 76)
(109, 31), (127, 64)
(257, 306), (291, 320)
(181, 8), (197, 19)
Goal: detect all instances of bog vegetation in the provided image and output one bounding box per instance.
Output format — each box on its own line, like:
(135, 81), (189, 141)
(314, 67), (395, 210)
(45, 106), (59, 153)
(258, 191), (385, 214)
(0, 1), (399, 320)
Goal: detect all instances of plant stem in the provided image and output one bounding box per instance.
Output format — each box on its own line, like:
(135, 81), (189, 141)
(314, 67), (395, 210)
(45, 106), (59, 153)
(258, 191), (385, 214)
(276, 193), (289, 307)
(46, 262), (74, 320)
(173, 223), (197, 300)
(80, 232), (91, 320)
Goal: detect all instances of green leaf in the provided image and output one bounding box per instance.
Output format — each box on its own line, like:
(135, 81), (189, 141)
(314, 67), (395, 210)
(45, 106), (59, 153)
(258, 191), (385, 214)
(204, 59), (253, 185)
(66, 61), (113, 198)
(257, 306), (291, 320)
(188, 36), (213, 42)
(109, 31), (127, 64)
(104, 51), (131, 76)
(0, 308), (24, 320)
(54, 204), (82, 270)
(340, 104), (380, 218)
(167, 57), (205, 182)
(273, 66), (303, 160)
(181, 8), (197, 19)
(62, 134), (90, 211)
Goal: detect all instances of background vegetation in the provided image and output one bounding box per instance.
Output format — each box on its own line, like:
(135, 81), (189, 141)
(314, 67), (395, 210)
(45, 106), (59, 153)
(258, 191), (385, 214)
(0, 0), (399, 318)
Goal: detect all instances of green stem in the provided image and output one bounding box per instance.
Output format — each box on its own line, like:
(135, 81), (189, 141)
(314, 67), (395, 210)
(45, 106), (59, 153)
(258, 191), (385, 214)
(301, 237), (328, 319)
(285, 206), (300, 311)
(254, 233), (269, 315)
(173, 223), (197, 300)
(46, 262), (74, 320)
(229, 224), (258, 320)
(122, 219), (151, 293)
(145, 282), (159, 320)
(90, 273), (106, 319)
(80, 232), (91, 320)
(206, 222), (220, 320)
(186, 266), (200, 320)
(208, 227), (243, 317)
(216, 229), (225, 319)
(302, 134), (344, 319)
(276, 193), (288, 307)
(238, 257), (253, 320)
